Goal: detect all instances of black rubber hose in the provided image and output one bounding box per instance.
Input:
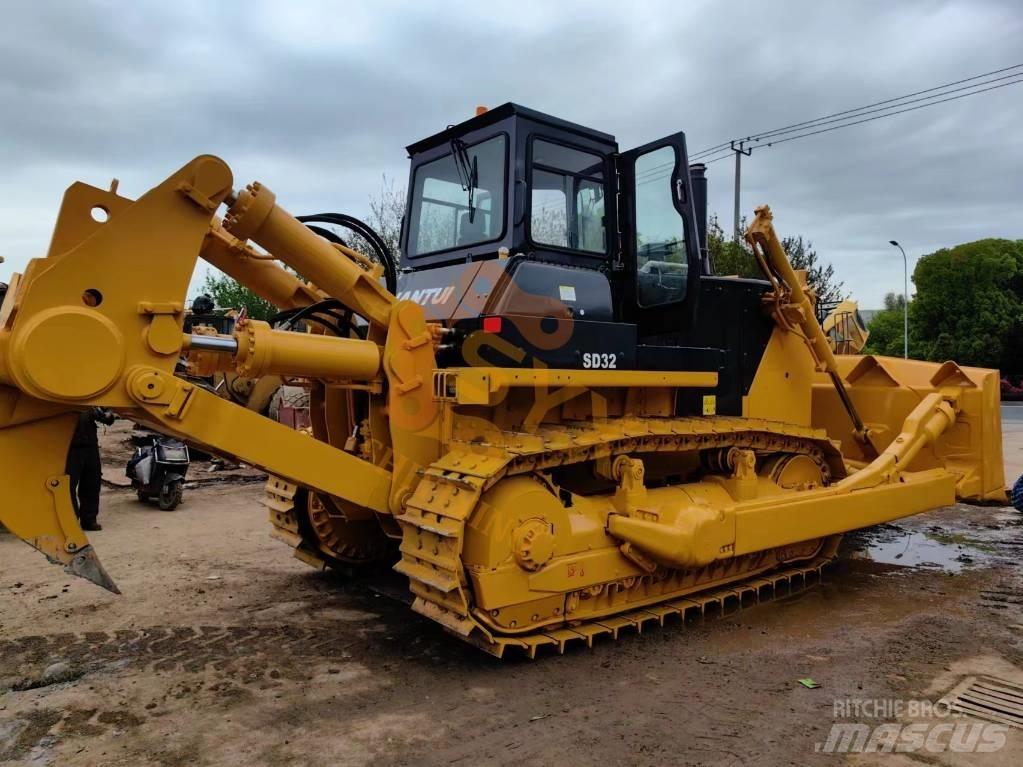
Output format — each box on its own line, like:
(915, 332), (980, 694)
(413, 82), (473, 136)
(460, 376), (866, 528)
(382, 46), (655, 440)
(269, 311), (343, 336)
(275, 298), (353, 338)
(297, 213), (397, 295)
(303, 224), (348, 248)
(270, 305), (352, 338)
(270, 305), (349, 328)
(312, 212), (396, 294)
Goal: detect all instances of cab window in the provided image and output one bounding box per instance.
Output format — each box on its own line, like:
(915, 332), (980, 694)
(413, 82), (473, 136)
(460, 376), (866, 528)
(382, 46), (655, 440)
(529, 139), (606, 253)
(407, 135), (507, 257)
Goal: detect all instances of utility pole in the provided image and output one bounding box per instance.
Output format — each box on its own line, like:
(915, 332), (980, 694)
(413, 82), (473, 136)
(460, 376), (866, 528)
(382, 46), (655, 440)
(731, 140), (752, 243)
(888, 240), (909, 359)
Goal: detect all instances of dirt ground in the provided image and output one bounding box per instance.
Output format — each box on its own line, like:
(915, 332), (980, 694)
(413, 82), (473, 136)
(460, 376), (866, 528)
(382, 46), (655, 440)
(2, 415), (1023, 766)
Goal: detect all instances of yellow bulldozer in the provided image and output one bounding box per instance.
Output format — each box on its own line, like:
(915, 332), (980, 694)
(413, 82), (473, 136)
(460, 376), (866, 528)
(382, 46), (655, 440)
(0, 104), (1006, 657)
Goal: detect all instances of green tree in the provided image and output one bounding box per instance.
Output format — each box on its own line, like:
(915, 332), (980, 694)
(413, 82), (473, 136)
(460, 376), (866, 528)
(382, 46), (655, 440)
(708, 214), (759, 278)
(910, 238), (1023, 369)
(201, 271), (277, 320)
(864, 292), (911, 357)
(706, 213), (846, 305)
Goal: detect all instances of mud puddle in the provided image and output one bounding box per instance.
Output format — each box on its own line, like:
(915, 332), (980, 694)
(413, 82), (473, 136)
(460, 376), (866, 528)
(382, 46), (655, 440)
(843, 504), (1023, 573)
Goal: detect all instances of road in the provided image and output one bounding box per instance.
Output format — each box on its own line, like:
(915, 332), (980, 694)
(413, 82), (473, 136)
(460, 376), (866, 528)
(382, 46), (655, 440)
(1003, 404), (1023, 481)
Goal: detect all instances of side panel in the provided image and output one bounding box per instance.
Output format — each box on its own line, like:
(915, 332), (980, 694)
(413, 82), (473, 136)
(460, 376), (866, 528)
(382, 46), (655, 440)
(489, 260), (613, 322)
(451, 315), (637, 370)
(744, 328), (814, 426)
(645, 277), (774, 416)
(396, 262), (485, 322)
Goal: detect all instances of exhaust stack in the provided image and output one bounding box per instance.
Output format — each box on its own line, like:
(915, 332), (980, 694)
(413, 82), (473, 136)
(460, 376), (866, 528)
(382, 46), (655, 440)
(689, 162), (709, 274)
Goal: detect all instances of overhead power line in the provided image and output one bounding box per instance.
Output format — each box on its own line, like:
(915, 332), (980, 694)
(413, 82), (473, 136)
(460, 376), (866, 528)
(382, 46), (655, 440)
(688, 62), (1023, 160)
(628, 63), (1023, 246)
(632, 64), (1023, 192)
(673, 63), (1023, 244)
(736, 75), (1022, 151)
(691, 72), (1023, 161)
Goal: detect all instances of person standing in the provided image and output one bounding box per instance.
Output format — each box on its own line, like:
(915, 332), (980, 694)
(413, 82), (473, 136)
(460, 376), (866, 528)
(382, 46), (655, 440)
(66, 408), (115, 531)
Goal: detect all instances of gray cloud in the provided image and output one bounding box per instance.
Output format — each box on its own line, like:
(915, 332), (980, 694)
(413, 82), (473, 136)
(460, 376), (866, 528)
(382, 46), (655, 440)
(1, 0), (1020, 307)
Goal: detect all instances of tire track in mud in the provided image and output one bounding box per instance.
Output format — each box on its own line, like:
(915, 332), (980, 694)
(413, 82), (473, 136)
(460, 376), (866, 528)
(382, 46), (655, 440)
(0, 706), (148, 763)
(0, 622), (412, 764)
(0, 624), (357, 680)
(979, 582), (1023, 629)
(1, 626), (351, 764)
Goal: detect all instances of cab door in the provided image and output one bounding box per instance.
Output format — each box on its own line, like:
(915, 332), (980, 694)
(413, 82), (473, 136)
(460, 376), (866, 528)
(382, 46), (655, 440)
(618, 132), (700, 337)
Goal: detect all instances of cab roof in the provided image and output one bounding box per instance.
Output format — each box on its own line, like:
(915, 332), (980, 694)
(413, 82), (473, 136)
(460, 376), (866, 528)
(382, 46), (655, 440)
(405, 102), (617, 156)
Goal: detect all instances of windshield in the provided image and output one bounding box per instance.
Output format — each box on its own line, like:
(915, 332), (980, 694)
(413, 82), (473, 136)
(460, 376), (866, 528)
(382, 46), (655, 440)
(407, 134), (507, 257)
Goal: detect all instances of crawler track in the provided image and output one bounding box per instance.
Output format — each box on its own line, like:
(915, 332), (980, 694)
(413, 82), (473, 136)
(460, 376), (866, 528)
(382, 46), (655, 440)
(395, 416), (842, 657)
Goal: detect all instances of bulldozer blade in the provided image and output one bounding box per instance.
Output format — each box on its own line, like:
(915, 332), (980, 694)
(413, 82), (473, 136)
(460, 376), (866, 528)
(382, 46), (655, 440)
(66, 545), (121, 594)
(814, 356), (1007, 504)
(0, 392), (119, 592)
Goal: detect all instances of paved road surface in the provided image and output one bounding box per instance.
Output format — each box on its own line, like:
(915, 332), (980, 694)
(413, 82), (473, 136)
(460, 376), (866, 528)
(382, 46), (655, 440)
(1004, 404), (1023, 482)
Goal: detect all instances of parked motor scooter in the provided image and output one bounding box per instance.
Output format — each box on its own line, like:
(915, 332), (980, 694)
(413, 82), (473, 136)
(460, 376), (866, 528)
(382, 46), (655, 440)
(126, 433), (190, 510)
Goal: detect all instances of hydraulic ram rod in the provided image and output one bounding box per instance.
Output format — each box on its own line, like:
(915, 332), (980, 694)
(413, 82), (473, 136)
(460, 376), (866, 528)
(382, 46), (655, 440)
(187, 334), (238, 353)
(184, 320), (380, 380)
(746, 205), (874, 449)
(200, 223), (322, 311)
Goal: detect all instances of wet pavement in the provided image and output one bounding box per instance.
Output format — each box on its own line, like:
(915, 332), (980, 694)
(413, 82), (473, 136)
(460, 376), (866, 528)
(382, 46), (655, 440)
(1003, 403), (1023, 482)
(844, 503), (1023, 574)
(834, 404), (1021, 575)
(1002, 403), (1023, 423)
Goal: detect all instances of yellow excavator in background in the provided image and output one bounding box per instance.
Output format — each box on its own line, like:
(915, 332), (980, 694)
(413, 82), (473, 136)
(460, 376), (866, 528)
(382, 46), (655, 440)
(0, 104), (1006, 656)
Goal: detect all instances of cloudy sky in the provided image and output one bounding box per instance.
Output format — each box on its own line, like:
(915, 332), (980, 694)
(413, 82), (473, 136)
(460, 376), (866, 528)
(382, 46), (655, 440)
(1, 0), (1020, 308)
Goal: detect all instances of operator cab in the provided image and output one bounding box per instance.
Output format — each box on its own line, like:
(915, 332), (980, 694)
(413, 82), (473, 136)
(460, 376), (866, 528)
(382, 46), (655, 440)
(396, 105), (772, 416)
(399, 104), (707, 332)
(403, 104), (620, 270)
